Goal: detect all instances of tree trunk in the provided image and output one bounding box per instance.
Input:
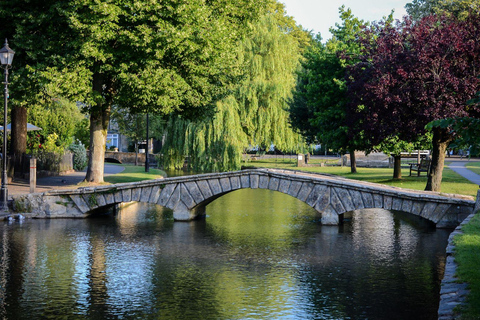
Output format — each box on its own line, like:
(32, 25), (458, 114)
(10, 106), (27, 178)
(85, 73), (110, 183)
(85, 107), (110, 183)
(393, 155), (402, 179)
(425, 128), (453, 192)
(349, 149), (357, 173)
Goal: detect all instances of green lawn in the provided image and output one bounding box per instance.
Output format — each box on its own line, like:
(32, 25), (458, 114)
(104, 164), (166, 184)
(454, 214), (480, 319)
(246, 158), (479, 198)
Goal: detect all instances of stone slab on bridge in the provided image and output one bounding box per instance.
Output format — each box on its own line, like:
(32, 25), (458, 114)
(11, 168), (475, 228)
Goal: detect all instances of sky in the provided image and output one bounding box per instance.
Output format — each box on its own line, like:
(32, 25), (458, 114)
(281, 0), (410, 40)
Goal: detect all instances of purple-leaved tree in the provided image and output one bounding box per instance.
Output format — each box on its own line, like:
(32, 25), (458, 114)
(347, 13), (480, 191)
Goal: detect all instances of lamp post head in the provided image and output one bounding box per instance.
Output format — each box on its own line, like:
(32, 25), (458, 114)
(0, 39), (14, 67)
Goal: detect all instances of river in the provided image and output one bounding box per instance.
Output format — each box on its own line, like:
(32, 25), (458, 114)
(0, 188), (449, 319)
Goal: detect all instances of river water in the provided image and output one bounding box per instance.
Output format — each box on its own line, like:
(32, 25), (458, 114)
(0, 189), (449, 319)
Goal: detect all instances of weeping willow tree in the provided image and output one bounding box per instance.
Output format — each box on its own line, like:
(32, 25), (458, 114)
(162, 2), (309, 172)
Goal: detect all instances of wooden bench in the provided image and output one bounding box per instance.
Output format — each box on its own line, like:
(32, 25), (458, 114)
(409, 159), (431, 176)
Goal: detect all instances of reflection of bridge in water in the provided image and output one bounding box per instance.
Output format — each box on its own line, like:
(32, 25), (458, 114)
(13, 168), (476, 228)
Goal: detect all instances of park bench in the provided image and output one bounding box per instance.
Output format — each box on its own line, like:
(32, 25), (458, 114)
(409, 159), (431, 176)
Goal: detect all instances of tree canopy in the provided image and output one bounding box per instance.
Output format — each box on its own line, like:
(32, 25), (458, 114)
(161, 1), (308, 172)
(2, 0), (266, 182)
(406, 0), (480, 20)
(289, 7), (369, 173)
(346, 13), (480, 191)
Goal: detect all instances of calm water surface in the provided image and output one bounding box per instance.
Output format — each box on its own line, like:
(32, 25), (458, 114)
(0, 189), (449, 319)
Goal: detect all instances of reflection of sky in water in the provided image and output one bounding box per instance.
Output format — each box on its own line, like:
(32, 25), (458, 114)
(0, 191), (448, 320)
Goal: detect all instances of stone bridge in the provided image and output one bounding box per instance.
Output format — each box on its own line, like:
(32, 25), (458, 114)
(12, 168), (476, 228)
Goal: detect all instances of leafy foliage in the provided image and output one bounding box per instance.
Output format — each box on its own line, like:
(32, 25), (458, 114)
(28, 97), (85, 152)
(110, 105), (164, 152)
(346, 13), (480, 190)
(406, 0), (480, 20)
(289, 7), (370, 172)
(2, 0), (266, 182)
(162, 3), (307, 171)
(428, 117), (480, 155)
(68, 140), (88, 171)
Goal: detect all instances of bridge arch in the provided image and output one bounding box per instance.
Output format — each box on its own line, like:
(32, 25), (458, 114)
(12, 169), (475, 228)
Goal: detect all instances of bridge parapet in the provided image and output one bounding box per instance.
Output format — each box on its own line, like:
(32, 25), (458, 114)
(11, 168), (475, 227)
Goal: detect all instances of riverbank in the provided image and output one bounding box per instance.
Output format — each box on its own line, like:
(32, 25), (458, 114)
(440, 211), (480, 319)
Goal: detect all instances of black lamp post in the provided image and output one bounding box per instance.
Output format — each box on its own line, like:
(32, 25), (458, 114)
(145, 113), (149, 173)
(0, 39), (15, 210)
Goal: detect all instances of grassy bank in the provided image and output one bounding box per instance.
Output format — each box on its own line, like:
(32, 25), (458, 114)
(104, 164), (166, 184)
(454, 214), (480, 319)
(247, 158), (479, 198)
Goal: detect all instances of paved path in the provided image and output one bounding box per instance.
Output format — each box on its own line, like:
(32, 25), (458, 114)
(448, 161), (480, 186)
(8, 164), (125, 197)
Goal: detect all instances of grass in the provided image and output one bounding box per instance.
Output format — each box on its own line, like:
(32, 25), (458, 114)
(247, 158), (479, 198)
(103, 164), (166, 184)
(454, 214), (480, 319)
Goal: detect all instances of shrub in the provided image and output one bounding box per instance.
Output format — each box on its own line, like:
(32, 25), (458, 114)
(69, 140), (88, 171)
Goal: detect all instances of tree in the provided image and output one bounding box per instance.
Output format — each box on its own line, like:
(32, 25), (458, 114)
(2, 0), (265, 183)
(405, 0), (441, 19)
(376, 135), (431, 179)
(290, 7), (369, 173)
(111, 106), (164, 165)
(28, 98), (84, 151)
(347, 14), (480, 191)
(406, 0), (480, 20)
(161, 1), (308, 172)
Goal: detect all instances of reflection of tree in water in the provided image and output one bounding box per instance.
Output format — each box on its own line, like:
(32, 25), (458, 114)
(0, 230), (12, 319)
(204, 189), (318, 260)
(0, 199), (451, 319)
(86, 236), (108, 319)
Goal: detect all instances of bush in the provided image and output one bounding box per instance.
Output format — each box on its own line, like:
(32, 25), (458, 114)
(69, 140), (88, 171)
(34, 151), (63, 172)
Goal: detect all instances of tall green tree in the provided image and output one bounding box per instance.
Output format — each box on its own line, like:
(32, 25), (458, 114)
(28, 97), (85, 151)
(289, 6), (369, 173)
(1, 0), (264, 183)
(406, 0), (480, 19)
(162, 1), (308, 172)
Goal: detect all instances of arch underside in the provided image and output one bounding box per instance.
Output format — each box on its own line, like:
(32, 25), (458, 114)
(74, 174), (467, 228)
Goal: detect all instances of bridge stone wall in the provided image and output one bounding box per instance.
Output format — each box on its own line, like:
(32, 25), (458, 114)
(11, 169), (475, 227)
